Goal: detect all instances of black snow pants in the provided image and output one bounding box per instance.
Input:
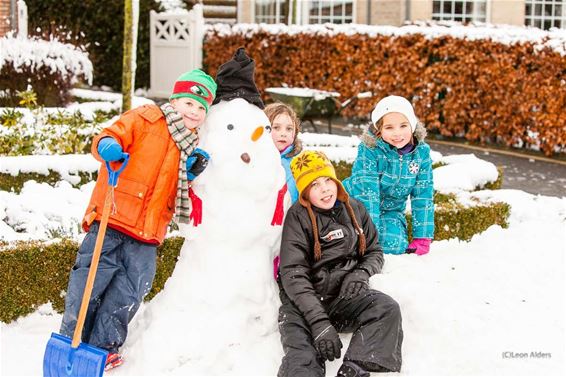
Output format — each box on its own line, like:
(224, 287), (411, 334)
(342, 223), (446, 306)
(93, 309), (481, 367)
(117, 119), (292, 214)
(277, 287), (403, 377)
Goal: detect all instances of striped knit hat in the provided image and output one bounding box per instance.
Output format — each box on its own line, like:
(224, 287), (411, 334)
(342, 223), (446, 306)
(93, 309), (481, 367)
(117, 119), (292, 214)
(170, 69), (217, 112)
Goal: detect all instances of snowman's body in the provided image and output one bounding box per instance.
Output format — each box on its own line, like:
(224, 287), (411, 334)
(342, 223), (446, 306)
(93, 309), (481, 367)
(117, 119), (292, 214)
(123, 98), (287, 375)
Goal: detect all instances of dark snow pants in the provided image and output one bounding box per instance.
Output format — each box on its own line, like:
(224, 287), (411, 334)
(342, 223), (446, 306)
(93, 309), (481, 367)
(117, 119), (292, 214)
(277, 287), (403, 377)
(60, 222), (157, 353)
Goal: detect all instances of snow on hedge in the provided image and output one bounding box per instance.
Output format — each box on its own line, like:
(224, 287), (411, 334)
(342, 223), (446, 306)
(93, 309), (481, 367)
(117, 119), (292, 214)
(0, 154), (99, 184)
(434, 154), (499, 193)
(207, 21), (566, 56)
(0, 35), (93, 84)
(0, 180), (93, 242)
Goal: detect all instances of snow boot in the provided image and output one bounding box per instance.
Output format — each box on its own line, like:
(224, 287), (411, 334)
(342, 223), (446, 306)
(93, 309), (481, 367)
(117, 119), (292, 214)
(104, 352), (124, 371)
(337, 361), (370, 377)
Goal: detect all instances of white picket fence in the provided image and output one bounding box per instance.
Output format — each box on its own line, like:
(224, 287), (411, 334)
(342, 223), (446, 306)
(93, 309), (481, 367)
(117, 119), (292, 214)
(148, 5), (205, 98)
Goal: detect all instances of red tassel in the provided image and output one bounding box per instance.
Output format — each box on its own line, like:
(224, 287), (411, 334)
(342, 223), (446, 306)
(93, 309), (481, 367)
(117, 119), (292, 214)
(271, 184), (287, 226)
(189, 187), (202, 227)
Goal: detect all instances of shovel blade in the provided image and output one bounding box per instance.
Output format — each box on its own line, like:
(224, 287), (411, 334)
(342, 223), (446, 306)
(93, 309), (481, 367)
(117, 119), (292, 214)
(43, 332), (108, 377)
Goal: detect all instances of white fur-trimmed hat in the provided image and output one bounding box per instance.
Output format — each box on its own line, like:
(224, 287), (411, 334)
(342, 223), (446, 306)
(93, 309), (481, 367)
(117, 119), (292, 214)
(371, 95), (418, 132)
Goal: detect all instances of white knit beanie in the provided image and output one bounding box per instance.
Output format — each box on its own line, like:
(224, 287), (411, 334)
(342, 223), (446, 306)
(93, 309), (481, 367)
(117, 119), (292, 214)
(371, 95), (418, 132)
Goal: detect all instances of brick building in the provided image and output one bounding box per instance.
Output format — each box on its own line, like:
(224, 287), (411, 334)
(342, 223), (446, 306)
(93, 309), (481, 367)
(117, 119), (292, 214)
(0, 0), (14, 37)
(223, 0), (565, 30)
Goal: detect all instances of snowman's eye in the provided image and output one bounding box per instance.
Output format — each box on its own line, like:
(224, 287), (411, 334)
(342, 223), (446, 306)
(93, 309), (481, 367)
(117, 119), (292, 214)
(265, 125), (271, 133)
(227, 124), (234, 130)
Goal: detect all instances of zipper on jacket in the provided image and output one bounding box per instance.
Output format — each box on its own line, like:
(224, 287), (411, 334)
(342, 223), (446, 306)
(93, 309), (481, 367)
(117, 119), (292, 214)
(397, 154), (403, 184)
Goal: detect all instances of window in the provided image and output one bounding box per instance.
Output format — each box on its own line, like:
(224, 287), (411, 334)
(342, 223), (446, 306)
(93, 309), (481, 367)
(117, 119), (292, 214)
(525, 0), (566, 29)
(432, 0), (487, 23)
(255, 0), (288, 24)
(302, 0), (354, 24)
(256, 1), (354, 25)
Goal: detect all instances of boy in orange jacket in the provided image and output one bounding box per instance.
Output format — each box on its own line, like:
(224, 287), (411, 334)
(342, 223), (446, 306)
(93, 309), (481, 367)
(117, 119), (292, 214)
(59, 69), (217, 370)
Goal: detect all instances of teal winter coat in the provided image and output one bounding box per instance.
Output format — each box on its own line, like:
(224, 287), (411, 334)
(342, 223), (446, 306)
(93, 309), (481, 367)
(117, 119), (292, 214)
(343, 128), (434, 254)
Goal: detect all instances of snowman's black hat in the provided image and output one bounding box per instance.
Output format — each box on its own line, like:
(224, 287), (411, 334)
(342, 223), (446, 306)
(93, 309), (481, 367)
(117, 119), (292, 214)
(212, 47), (264, 109)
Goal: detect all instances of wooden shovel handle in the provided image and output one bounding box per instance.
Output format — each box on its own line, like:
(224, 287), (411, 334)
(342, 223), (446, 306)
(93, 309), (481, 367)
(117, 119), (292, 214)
(71, 187), (113, 349)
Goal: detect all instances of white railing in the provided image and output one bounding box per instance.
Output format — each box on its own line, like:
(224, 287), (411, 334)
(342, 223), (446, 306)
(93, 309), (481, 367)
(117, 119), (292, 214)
(148, 5), (205, 98)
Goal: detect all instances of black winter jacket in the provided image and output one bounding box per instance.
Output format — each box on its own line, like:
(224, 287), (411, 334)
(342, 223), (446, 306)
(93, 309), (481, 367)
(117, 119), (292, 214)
(279, 198), (384, 328)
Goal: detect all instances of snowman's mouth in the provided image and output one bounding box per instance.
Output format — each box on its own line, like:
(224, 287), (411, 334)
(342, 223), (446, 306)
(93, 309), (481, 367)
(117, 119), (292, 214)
(241, 153), (251, 164)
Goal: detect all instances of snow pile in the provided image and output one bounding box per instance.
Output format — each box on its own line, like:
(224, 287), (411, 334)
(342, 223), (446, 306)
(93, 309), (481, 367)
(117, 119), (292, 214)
(0, 180), (93, 242)
(434, 154), (499, 193)
(0, 35), (93, 84)
(207, 22), (566, 55)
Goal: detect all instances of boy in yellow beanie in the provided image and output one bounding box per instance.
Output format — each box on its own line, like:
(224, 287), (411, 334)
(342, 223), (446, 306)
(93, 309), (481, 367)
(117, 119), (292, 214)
(277, 150), (403, 376)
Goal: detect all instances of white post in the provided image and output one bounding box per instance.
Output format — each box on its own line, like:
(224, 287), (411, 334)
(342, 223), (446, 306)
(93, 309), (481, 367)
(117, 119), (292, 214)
(189, 4), (204, 69)
(16, 0), (27, 39)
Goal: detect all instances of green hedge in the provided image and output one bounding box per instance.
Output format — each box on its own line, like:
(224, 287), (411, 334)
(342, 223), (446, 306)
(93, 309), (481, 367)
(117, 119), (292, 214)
(0, 171), (96, 193)
(26, 0), (163, 90)
(408, 192), (510, 242)
(0, 192), (510, 323)
(0, 236), (184, 324)
(0, 63), (76, 107)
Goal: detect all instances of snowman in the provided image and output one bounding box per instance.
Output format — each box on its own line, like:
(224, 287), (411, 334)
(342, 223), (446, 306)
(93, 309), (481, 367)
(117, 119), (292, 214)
(123, 49), (288, 375)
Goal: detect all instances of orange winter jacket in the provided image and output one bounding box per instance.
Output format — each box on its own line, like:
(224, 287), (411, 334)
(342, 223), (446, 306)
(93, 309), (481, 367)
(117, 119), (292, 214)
(82, 104), (181, 245)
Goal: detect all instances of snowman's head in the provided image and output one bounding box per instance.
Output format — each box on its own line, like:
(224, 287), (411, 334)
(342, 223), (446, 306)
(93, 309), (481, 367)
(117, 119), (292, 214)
(195, 98), (282, 191)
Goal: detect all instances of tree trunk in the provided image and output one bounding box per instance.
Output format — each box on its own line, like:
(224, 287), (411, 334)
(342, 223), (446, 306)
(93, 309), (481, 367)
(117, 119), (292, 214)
(121, 0), (139, 112)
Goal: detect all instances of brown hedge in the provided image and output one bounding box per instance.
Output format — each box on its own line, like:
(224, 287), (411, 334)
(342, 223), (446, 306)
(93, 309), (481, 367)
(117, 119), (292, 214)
(203, 30), (565, 156)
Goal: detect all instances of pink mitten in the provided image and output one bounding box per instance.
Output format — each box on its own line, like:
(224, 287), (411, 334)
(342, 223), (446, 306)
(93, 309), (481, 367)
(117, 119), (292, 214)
(408, 238), (431, 256)
(273, 255), (280, 280)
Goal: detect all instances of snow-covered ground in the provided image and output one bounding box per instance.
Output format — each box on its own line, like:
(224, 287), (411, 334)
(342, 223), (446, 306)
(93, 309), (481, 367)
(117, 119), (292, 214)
(1, 126), (565, 376)
(1, 188), (564, 375)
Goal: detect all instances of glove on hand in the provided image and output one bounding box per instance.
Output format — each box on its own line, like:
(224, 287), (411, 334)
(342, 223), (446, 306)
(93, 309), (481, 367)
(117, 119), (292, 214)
(311, 320), (342, 362)
(186, 148), (210, 181)
(339, 269), (369, 300)
(97, 137), (124, 162)
(407, 238), (431, 256)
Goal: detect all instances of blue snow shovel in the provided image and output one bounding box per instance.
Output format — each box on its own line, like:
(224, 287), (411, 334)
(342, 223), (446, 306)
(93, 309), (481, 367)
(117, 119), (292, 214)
(43, 155), (129, 377)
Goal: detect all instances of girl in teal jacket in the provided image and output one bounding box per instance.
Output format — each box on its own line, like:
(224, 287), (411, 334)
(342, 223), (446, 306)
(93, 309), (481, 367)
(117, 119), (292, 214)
(343, 96), (434, 255)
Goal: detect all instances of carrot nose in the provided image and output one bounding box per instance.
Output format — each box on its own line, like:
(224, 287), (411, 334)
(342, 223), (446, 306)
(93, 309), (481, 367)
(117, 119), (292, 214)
(251, 126), (264, 142)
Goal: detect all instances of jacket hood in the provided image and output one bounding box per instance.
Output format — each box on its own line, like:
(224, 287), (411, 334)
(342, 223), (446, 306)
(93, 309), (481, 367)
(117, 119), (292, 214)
(283, 137), (303, 159)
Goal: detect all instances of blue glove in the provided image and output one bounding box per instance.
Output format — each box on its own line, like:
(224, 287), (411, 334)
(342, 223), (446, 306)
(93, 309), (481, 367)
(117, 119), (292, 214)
(97, 137), (124, 162)
(186, 148), (210, 181)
